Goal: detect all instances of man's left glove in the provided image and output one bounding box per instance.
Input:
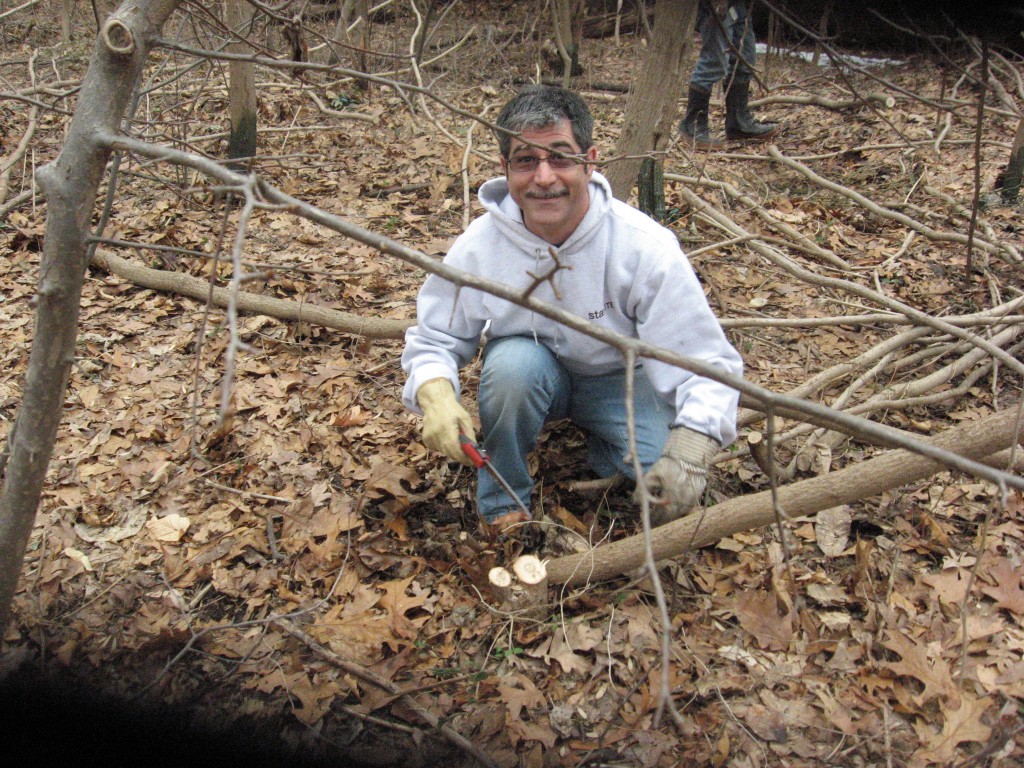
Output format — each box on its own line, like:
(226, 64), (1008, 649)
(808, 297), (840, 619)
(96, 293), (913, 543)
(416, 377), (476, 467)
(634, 427), (719, 527)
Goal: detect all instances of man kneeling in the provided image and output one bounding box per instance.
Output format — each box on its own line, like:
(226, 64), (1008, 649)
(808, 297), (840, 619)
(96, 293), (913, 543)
(401, 85), (743, 530)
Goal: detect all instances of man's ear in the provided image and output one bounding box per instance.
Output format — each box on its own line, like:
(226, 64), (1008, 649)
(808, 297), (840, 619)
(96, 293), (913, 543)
(585, 146), (598, 175)
(500, 156), (509, 175)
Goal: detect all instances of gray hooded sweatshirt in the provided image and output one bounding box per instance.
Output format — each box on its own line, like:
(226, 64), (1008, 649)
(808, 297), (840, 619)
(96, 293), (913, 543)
(401, 171), (742, 446)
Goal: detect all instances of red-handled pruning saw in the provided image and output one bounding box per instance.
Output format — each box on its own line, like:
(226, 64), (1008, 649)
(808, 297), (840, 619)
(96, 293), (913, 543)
(459, 434), (532, 519)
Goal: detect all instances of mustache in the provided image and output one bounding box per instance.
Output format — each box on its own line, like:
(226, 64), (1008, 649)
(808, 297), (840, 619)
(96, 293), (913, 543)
(525, 189), (569, 200)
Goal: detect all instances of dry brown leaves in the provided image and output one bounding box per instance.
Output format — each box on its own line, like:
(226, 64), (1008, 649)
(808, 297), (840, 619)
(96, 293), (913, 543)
(2, 4), (1024, 767)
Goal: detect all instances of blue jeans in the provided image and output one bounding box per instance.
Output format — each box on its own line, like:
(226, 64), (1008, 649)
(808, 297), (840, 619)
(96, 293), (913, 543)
(690, 0), (757, 91)
(476, 336), (674, 521)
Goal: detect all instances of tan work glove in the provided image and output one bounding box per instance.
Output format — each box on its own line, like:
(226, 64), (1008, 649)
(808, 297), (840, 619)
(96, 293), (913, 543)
(416, 378), (476, 466)
(634, 427), (719, 527)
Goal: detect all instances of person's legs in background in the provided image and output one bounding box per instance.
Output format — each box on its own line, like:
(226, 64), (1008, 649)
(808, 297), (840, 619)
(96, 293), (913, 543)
(681, 5), (727, 147)
(722, 1), (778, 140)
(683, 1), (777, 143)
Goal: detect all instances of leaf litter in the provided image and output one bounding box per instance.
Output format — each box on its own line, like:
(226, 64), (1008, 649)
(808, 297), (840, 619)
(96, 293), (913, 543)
(1, 4), (1023, 767)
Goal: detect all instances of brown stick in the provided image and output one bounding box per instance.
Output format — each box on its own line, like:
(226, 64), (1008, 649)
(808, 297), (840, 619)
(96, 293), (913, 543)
(765, 146), (1014, 263)
(90, 249), (412, 340)
(750, 92), (896, 110)
(0, 99), (37, 208)
(547, 407), (1022, 587)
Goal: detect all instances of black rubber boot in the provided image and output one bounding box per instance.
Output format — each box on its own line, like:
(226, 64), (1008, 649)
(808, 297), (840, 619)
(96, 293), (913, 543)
(679, 85), (721, 148)
(724, 80), (778, 141)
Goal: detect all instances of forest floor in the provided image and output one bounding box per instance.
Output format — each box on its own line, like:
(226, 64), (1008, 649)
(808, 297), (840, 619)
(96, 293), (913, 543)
(1, 3), (1024, 767)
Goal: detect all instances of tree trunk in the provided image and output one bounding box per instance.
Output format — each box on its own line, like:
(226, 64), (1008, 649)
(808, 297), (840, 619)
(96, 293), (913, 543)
(637, 156), (665, 220)
(546, 407), (1023, 587)
(91, 0), (117, 30)
(225, 0), (257, 170)
(551, 0), (585, 83)
(0, 0), (182, 637)
(61, 0), (74, 41)
(604, 0), (699, 202)
(810, 0), (834, 67)
(1000, 115), (1024, 203)
(354, 0), (371, 90)
(328, 0), (357, 64)
(328, 0), (371, 79)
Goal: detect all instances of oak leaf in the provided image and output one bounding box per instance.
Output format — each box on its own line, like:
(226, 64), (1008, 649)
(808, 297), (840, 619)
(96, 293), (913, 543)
(920, 567), (971, 606)
(882, 630), (958, 706)
(815, 505), (852, 556)
(912, 694), (991, 766)
(733, 590), (793, 651)
(506, 719), (558, 749)
(310, 615), (392, 666)
(379, 576), (431, 639)
(629, 730), (675, 768)
(980, 557), (1024, 615)
(363, 459), (422, 500)
(146, 513), (191, 542)
(741, 703), (788, 742)
(497, 673), (546, 721)
(527, 629), (593, 675)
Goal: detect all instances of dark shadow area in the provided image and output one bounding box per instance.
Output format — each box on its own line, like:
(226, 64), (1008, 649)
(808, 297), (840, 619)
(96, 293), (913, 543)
(755, 0), (1024, 53)
(0, 663), (396, 768)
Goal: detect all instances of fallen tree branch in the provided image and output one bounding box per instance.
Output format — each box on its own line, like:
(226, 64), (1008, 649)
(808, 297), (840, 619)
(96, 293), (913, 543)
(90, 249), (412, 340)
(751, 92), (896, 110)
(769, 323), (1023, 462)
(0, 100), (36, 209)
(303, 89), (376, 122)
(807, 329), (1023, 444)
(547, 406), (1023, 587)
(733, 296), (1024, 429)
(671, 172), (849, 269)
(922, 183), (1021, 261)
(0, 186), (38, 220)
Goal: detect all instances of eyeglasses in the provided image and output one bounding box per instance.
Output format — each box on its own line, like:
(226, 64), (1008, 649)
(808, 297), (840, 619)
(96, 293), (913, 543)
(506, 153), (582, 173)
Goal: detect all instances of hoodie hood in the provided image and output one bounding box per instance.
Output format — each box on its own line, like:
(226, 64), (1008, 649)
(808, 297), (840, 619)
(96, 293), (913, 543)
(477, 171), (614, 255)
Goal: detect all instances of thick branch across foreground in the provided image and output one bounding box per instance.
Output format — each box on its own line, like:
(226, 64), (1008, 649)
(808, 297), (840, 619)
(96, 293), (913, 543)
(91, 249), (411, 340)
(547, 407), (1023, 587)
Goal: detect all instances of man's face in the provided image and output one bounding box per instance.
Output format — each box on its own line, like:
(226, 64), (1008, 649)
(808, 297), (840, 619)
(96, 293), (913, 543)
(501, 119), (597, 246)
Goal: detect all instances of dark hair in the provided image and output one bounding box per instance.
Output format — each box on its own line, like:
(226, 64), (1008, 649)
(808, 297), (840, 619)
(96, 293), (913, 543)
(494, 85), (594, 159)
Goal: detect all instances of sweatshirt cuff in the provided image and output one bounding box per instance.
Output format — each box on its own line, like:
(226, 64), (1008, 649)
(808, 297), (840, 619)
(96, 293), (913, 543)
(404, 364), (460, 414)
(671, 415), (736, 448)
